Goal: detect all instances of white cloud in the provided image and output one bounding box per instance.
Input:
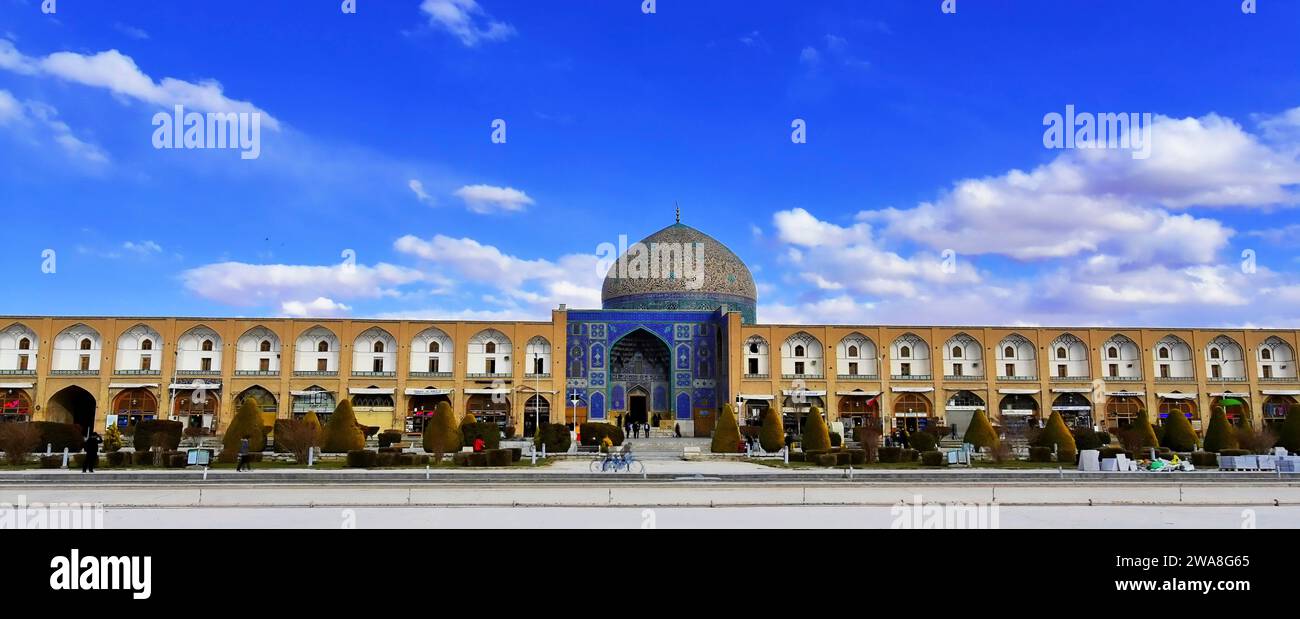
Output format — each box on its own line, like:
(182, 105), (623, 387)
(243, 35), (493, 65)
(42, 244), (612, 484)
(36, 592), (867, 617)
(122, 240), (162, 255)
(181, 261), (426, 309)
(113, 23), (150, 40)
(452, 183), (534, 214)
(408, 179), (434, 205)
(394, 234), (601, 313)
(0, 90), (108, 164)
(0, 39), (279, 130)
(281, 297), (351, 318)
(869, 113), (1296, 265)
(420, 0), (516, 47)
(799, 47), (820, 66)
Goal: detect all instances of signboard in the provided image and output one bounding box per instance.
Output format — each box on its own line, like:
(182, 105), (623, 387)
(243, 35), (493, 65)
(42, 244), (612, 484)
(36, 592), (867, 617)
(186, 449), (213, 466)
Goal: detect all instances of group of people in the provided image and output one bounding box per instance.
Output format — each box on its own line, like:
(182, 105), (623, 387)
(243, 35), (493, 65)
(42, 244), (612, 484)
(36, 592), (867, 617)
(619, 413), (661, 439)
(884, 429), (912, 449)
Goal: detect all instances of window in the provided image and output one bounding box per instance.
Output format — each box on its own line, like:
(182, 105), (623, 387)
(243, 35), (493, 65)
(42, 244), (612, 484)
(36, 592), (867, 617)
(1262, 349), (1273, 360)
(1006, 363), (1015, 376)
(141, 339), (153, 351)
(1004, 346), (1015, 358)
(373, 341), (385, 353)
(1056, 347), (1066, 359)
(1108, 347), (1118, 359)
(952, 363), (963, 376)
(748, 358), (759, 374)
(486, 342), (497, 354)
(848, 345), (858, 357)
(749, 343), (758, 354)
(18, 356), (28, 371)
(1210, 348), (1220, 359)
(429, 341), (440, 353)
(794, 345), (805, 357)
(373, 358), (384, 372)
(900, 362), (911, 376)
(317, 341), (329, 353)
(260, 340), (271, 352)
(80, 338), (92, 350)
(1211, 365), (1221, 378)
(317, 358), (328, 372)
(1108, 363), (1119, 377)
(1057, 364), (1067, 377)
(534, 357), (545, 375)
(1160, 364), (1170, 378)
(848, 362), (859, 375)
(952, 346), (963, 358)
(79, 355), (90, 371)
(259, 358), (270, 372)
(1159, 347), (1169, 359)
(141, 357), (152, 371)
(18, 338), (30, 350)
(794, 361), (805, 375)
(1264, 365), (1273, 378)
(201, 357), (212, 371)
(486, 358), (497, 374)
(428, 358), (439, 373)
(900, 346), (911, 358)
(201, 339), (214, 352)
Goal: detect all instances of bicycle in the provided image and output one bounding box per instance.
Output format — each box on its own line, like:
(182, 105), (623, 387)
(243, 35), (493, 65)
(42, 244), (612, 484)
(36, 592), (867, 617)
(589, 450), (645, 474)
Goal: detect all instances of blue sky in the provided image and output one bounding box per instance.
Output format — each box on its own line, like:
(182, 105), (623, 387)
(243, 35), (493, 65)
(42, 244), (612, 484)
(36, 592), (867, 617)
(1, 0), (1299, 326)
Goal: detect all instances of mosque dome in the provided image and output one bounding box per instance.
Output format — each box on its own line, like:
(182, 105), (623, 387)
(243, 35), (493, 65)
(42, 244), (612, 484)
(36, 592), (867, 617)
(600, 221), (757, 323)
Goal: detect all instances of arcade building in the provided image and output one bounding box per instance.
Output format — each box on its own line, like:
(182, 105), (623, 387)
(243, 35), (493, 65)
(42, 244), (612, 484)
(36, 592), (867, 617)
(1, 220), (1298, 439)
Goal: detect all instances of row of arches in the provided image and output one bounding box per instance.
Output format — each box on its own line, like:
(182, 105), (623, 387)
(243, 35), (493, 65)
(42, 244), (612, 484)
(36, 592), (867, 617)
(1, 383), (562, 438)
(742, 331), (1297, 382)
(751, 390), (1291, 440)
(0, 323), (553, 376)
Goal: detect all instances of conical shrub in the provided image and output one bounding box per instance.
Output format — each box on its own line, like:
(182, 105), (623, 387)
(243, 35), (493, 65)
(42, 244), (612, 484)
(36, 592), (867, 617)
(303, 411), (322, 448)
(710, 403), (743, 453)
(963, 409), (999, 450)
(423, 401), (462, 462)
(321, 399), (364, 453)
(1035, 410), (1077, 453)
(1160, 409), (1199, 452)
(223, 397), (266, 454)
(759, 407), (784, 452)
(1129, 409), (1160, 449)
(1204, 406), (1239, 453)
(800, 405), (831, 453)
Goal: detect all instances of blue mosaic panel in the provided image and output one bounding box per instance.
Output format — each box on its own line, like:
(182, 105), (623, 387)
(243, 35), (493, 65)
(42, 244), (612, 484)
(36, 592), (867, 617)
(589, 371), (606, 387)
(589, 342), (605, 369)
(675, 392), (691, 420)
(675, 344), (692, 370)
(611, 384), (625, 411)
(675, 371), (692, 388)
(589, 391), (605, 419)
(653, 385), (667, 410)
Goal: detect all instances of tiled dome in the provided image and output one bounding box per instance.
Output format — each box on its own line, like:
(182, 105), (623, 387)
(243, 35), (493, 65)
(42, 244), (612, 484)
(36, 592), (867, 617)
(601, 222), (757, 322)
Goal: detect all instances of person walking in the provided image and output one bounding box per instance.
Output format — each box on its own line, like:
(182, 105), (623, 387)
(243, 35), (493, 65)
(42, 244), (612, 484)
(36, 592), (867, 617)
(236, 435), (251, 472)
(81, 432), (101, 473)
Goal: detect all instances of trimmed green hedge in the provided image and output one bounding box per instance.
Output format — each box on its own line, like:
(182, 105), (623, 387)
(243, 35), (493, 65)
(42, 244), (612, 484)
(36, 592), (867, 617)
(1190, 451), (1218, 467)
(32, 422), (84, 453)
(878, 446), (903, 463)
(1028, 446), (1053, 462)
(534, 423), (571, 453)
(223, 398), (267, 454)
(346, 449), (378, 468)
(422, 401), (463, 458)
(920, 450), (946, 467)
(461, 422), (502, 450)
(1280, 404), (1300, 453)
(134, 420), (183, 451)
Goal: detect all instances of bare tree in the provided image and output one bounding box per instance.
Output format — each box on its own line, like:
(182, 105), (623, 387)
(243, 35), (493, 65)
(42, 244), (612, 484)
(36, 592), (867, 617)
(1236, 426), (1278, 455)
(274, 420), (320, 464)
